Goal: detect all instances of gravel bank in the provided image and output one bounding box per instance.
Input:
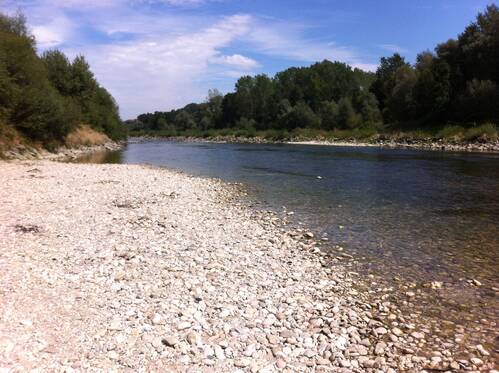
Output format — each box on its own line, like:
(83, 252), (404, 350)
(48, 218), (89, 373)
(1, 141), (123, 161)
(0, 161), (495, 372)
(287, 140), (499, 153)
(129, 136), (499, 153)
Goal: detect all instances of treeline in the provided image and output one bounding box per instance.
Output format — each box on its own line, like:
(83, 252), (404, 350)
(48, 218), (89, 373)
(132, 5), (498, 138)
(0, 12), (125, 149)
(133, 62), (379, 133)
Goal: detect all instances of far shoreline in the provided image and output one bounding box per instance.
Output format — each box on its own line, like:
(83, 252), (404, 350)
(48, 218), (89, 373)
(128, 135), (499, 154)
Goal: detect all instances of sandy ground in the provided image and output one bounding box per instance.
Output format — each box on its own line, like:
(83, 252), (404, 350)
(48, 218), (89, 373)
(0, 161), (495, 372)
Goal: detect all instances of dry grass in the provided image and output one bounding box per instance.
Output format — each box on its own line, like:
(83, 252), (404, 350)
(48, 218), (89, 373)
(65, 125), (111, 147)
(0, 121), (26, 157)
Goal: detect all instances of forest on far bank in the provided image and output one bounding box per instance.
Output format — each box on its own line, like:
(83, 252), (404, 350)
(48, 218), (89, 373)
(130, 5), (499, 142)
(0, 12), (126, 152)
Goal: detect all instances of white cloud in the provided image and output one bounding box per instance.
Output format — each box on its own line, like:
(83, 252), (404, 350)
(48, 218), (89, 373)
(211, 54), (260, 69)
(31, 16), (73, 48)
(66, 14), (254, 118)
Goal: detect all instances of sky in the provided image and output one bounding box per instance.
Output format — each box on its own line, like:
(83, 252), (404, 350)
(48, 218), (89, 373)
(1, 0), (493, 119)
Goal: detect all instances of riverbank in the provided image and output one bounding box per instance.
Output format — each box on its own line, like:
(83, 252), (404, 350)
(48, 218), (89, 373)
(0, 141), (124, 161)
(0, 161), (495, 371)
(130, 135), (499, 153)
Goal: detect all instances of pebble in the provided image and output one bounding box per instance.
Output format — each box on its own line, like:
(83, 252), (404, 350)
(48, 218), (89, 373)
(186, 332), (200, 346)
(162, 336), (179, 347)
(234, 359), (251, 368)
(391, 327), (403, 336)
(214, 345), (225, 360)
(374, 341), (386, 355)
(276, 359), (286, 369)
(176, 321), (191, 330)
(475, 344), (489, 356)
(267, 334), (279, 345)
(470, 357), (483, 366)
(151, 313), (162, 325)
(411, 331), (425, 340)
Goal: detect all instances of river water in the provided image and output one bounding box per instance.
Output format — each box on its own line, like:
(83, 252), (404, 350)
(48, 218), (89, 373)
(78, 140), (499, 354)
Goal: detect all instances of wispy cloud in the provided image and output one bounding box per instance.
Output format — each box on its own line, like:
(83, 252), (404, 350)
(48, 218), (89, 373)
(241, 20), (378, 71)
(70, 14), (254, 118)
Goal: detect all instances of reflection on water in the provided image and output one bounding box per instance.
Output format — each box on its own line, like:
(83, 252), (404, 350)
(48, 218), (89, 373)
(76, 141), (499, 351)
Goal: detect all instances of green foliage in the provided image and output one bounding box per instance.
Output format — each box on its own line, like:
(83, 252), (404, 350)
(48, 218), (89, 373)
(453, 79), (499, 122)
(41, 50), (73, 95)
(413, 52), (451, 121)
(371, 5), (499, 126)
(0, 11), (126, 147)
(319, 100), (339, 130)
(0, 11), (30, 39)
(337, 97), (360, 129)
(370, 53), (410, 113)
(174, 110), (196, 130)
(384, 64), (417, 123)
(353, 90), (382, 127)
(279, 102), (321, 130)
(137, 61), (373, 134)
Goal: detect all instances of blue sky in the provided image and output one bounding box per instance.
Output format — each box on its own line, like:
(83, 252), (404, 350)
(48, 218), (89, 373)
(1, 0), (492, 118)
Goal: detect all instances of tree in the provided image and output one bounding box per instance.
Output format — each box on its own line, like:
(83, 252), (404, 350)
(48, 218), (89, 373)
(0, 11), (126, 145)
(385, 65), (417, 123)
(42, 50), (73, 96)
(233, 75), (255, 120)
(413, 52), (451, 122)
(251, 74), (275, 125)
(353, 90), (382, 127)
(453, 79), (499, 122)
(337, 97), (360, 129)
(279, 102), (320, 130)
(370, 53), (410, 111)
(174, 110), (196, 130)
(457, 4), (499, 83)
(205, 88), (223, 129)
(319, 100), (339, 130)
(0, 11), (31, 40)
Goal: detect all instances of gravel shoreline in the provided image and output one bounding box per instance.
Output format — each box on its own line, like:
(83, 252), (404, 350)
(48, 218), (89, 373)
(129, 136), (499, 154)
(1, 141), (123, 161)
(0, 161), (495, 372)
